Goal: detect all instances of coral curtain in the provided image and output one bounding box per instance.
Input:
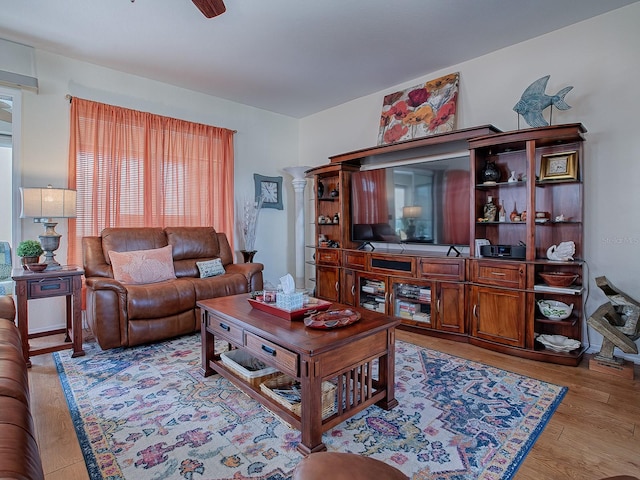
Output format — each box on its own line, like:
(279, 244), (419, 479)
(441, 169), (470, 245)
(351, 169), (389, 224)
(67, 98), (234, 266)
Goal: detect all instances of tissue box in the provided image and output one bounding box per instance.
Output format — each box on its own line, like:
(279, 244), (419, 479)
(276, 292), (304, 310)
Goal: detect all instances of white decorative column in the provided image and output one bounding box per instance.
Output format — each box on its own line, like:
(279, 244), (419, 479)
(283, 166), (311, 289)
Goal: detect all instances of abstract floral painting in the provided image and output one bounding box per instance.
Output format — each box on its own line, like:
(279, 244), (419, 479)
(378, 72), (459, 145)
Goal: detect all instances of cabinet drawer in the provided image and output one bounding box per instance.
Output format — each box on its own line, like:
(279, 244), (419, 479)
(206, 314), (244, 345)
(28, 276), (72, 299)
(343, 250), (366, 270)
(245, 331), (298, 377)
(471, 261), (526, 288)
(419, 258), (465, 281)
(316, 248), (341, 266)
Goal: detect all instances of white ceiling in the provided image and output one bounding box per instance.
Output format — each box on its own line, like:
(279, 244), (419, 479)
(0, 0), (637, 118)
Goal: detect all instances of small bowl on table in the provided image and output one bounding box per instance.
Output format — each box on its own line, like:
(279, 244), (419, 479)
(25, 263), (48, 273)
(539, 271), (577, 288)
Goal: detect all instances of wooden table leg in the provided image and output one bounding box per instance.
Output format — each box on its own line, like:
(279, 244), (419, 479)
(14, 280), (32, 368)
(64, 295), (72, 342)
(70, 274), (85, 358)
(297, 359), (327, 455)
(201, 310), (215, 377)
(376, 329), (398, 410)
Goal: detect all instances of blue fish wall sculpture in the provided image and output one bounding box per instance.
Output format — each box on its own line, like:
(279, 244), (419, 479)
(513, 75), (573, 128)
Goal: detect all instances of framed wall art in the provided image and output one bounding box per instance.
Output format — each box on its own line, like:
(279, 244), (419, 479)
(539, 151), (578, 181)
(254, 174), (283, 210)
(377, 72), (459, 146)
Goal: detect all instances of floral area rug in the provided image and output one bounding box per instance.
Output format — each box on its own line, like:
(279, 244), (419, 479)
(54, 334), (566, 480)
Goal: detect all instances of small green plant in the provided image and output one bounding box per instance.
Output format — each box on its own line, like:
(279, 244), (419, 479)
(17, 239), (44, 258)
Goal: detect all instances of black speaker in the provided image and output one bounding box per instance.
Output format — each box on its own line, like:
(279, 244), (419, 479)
(480, 244), (526, 259)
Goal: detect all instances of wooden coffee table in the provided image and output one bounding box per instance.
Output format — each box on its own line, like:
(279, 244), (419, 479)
(198, 294), (399, 454)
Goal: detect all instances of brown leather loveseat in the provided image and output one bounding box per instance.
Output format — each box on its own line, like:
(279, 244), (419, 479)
(83, 226), (263, 350)
(0, 295), (45, 480)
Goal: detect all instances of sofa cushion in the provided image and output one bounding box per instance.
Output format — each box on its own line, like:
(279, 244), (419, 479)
(196, 258), (226, 278)
(101, 227), (168, 265)
(190, 273), (249, 300)
(125, 279), (196, 319)
(166, 227), (220, 260)
(109, 245), (177, 285)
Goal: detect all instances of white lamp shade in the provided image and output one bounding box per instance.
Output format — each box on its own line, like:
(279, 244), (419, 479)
(402, 205), (422, 219)
(20, 186), (77, 219)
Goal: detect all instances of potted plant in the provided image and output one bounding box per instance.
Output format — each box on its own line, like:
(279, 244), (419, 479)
(17, 239), (44, 268)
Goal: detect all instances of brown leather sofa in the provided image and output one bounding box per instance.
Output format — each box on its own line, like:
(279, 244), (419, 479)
(83, 226), (264, 350)
(0, 295), (45, 480)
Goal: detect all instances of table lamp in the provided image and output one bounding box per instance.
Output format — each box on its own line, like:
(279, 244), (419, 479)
(19, 185), (76, 270)
(402, 205), (422, 239)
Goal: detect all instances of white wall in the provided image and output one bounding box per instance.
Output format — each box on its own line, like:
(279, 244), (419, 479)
(19, 51), (299, 332)
(299, 3), (640, 363)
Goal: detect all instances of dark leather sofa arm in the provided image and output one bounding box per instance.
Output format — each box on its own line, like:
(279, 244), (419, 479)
(84, 276), (128, 294)
(224, 262), (264, 292)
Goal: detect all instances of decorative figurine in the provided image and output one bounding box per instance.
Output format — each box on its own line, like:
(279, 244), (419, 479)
(480, 159), (501, 184)
(508, 171), (518, 183)
(498, 200), (506, 222)
(547, 241), (575, 262)
(513, 75), (573, 128)
(483, 196), (497, 222)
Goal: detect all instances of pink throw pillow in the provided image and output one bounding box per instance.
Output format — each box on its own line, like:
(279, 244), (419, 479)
(109, 245), (176, 285)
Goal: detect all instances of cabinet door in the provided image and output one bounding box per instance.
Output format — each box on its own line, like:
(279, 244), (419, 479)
(470, 285), (525, 347)
(435, 282), (465, 333)
(316, 265), (340, 302)
(341, 268), (356, 306)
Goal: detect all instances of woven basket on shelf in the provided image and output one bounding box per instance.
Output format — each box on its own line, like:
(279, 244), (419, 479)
(219, 350), (280, 386)
(260, 374), (336, 418)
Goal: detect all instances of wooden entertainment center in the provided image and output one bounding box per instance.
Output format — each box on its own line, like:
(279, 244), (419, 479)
(307, 123), (587, 365)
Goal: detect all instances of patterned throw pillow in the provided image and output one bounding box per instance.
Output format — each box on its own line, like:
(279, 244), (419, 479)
(196, 258), (226, 278)
(109, 245), (176, 285)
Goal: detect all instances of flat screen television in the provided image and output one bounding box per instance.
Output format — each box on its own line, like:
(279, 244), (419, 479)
(350, 155), (470, 247)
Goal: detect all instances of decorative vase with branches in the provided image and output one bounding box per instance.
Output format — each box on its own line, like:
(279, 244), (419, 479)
(238, 195), (263, 262)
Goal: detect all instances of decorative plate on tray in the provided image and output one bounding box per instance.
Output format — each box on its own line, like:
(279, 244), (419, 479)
(303, 309), (361, 329)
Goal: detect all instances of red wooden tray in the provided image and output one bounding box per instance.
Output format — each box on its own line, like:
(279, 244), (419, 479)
(247, 297), (332, 321)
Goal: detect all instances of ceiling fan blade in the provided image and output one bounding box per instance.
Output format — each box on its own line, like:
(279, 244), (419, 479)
(192, 0), (226, 18)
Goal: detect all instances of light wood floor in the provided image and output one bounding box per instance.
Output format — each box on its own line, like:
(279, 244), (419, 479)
(27, 331), (640, 480)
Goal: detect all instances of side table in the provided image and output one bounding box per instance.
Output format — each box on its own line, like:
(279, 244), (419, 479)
(11, 266), (86, 367)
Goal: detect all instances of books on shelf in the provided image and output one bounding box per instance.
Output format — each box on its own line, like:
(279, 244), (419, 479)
(413, 312), (431, 323)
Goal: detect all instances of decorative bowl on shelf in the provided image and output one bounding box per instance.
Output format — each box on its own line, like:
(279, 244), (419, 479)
(537, 300), (573, 320)
(536, 334), (581, 352)
(25, 263), (48, 273)
(539, 271), (578, 288)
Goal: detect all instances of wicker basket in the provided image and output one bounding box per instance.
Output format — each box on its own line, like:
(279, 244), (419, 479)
(219, 350), (280, 386)
(260, 374), (336, 418)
